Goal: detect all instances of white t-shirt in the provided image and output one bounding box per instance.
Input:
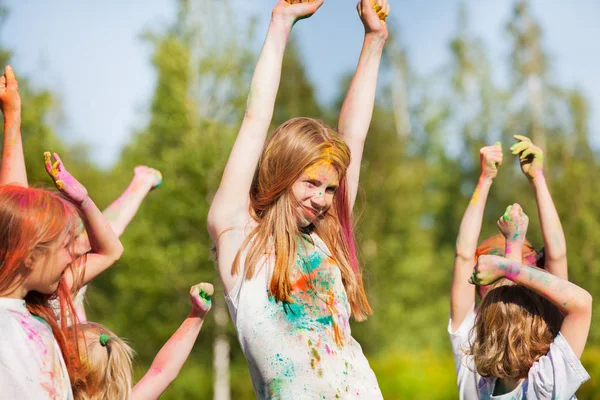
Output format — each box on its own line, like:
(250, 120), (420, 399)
(448, 304), (590, 399)
(0, 297), (73, 399)
(225, 233), (382, 399)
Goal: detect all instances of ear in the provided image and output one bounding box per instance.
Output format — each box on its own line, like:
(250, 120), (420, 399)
(24, 253), (36, 269)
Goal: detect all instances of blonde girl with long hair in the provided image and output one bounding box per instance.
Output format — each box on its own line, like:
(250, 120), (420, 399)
(466, 207), (591, 398)
(71, 282), (213, 400)
(0, 149), (123, 398)
(449, 137), (570, 398)
(207, 0), (390, 398)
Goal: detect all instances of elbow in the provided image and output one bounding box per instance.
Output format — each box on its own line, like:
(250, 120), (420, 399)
(455, 248), (474, 263)
(571, 289), (593, 316)
(110, 242), (125, 264)
(147, 365), (177, 387)
(580, 290), (593, 313)
(244, 108), (270, 125)
(546, 250), (567, 264)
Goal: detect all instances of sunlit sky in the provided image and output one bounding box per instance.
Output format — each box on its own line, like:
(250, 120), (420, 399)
(4, 0), (600, 167)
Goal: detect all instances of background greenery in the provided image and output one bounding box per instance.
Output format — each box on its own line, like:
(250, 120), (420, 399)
(2, 0), (599, 398)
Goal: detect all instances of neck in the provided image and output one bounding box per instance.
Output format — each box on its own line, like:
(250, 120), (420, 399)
(0, 286), (27, 299)
(494, 377), (524, 395)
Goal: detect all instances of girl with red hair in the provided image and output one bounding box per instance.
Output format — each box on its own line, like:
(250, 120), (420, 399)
(0, 65), (162, 324)
(0, 152), (123, 398)
(207, 0), (390, 397)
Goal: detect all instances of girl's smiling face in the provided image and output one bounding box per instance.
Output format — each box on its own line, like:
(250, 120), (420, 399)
(291, 161), (340, 227)
(26, 232), (74, 295)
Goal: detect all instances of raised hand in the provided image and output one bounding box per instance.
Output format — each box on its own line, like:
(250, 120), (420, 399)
(510, 135), (543, 180)
(497, 203), (529, 242)
(0, 65), (20, 119)
(190, 282), (214, 317)
(479, 142), (503, 180)
(44, 152), (88, 205)
(358, 0), (390, 39)
(470, 254), (511, 286)
(134, 165), (163, 190)
(275, 0), (324, 23)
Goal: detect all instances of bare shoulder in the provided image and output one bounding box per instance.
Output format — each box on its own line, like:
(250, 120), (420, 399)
(214, 211), (256, 294)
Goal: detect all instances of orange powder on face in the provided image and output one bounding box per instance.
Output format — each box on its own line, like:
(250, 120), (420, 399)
(303, 161), (336, 182)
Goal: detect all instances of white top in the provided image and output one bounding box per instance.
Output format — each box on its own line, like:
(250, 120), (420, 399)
(449, 304), (590, 399)
(0, 297), (73, 399)
(225, 232), (382, 399)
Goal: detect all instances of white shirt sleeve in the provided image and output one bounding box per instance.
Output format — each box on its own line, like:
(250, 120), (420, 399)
(448, 303), (480, 400)
(526, 333), (590, 399)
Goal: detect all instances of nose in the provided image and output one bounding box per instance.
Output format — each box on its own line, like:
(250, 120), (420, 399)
(311, 191), (327, 209)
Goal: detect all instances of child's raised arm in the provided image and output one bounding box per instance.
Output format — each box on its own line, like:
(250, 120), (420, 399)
(44, 152), (124, 289)
(337, 0), (389, 211)
(511, 135), (567, 279)
(73, 166), (162, 256)
(472, 255), (592, 358)
(207, 0), (323, 292)
(450, 143), (502, 331)
(497, 203), (529, 263)
(0, 65), (27, 187)
(132, 283), (213, 400)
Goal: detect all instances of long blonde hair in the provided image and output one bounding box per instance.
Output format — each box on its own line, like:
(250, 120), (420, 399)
(233, 117), (372, 321)
(468, 284), (561, 379)
(72, 322), (135, 400)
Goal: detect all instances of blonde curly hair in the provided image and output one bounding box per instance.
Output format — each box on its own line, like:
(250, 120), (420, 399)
(468, 284), (562, 379)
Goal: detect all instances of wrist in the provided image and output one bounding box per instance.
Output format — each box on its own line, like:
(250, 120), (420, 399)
(3, 114), (21, 126)
(478, 175), (494, 186)
(76, 195), (92, 209)
(364, 31), (387, 46)
(529, 172), (546, 186)
(189, 310), (207, 320)
(270, 13), (295, 31)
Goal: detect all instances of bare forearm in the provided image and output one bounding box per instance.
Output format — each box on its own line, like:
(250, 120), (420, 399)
(103, 178), (154, 237)
(531, 175), (567, 277)
(0, 117), (27, 186)
(133, 314), (204, 399)
(456, 176), (493, 258)
(244, 16), (292, 125)
(338, 34), (385, 141)
(80, 197), (124, 259)
(499, 260), (588, 315)
(504, 240), (523, 263)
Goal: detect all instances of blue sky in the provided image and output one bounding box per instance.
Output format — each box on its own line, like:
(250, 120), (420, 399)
(4, 1), (600, 167)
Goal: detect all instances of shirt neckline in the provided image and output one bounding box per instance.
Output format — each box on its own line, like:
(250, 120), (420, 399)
(0, 297), (28, 312)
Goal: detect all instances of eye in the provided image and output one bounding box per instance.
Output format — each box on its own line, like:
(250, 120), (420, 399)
(305, 180), (320, 187)
(326, 186), (338, 194)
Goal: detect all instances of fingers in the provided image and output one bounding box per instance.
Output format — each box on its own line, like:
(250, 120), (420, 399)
(377, 0), (390, 21)
(44, 152), (53, 173)
(5, 65), (17, 91)
(196, 282), (214, 297)
(503, 204), (513, 221)
(513, 134), (531, 143)
(191, 282), (214, 300)
(52, 152), (64, 172)
(520, 148), (535, 161)
(510, 141), (529, 155)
